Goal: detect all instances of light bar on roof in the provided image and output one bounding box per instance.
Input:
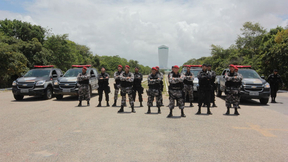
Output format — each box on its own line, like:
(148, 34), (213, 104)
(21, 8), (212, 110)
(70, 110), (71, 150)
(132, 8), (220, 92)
(72, 65), (91, 68)
(34, 65), (54, 68)
(234, 65), (252, 68)
(183, 65), (202, 67)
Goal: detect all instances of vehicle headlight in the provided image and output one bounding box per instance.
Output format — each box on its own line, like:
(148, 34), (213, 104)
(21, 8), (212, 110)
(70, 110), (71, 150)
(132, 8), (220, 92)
(36, 80), (46, 86)
(264, 83), (270, 88)
(12, 81), (17, 86)
(54, 80), (59, 86)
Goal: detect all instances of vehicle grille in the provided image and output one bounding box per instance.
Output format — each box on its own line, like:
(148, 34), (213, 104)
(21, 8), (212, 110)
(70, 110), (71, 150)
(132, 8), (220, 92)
(17, 82), (34, 89)
(244, 84), (263, 92)
(59, 82), (77, 89)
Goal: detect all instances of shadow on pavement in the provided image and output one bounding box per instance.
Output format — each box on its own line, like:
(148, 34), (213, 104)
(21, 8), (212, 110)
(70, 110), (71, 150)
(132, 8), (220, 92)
(52, 93), (98, 102)
(11, 96), (46, 102)
(166, 116), (182, 119)
(216, 96), (269, 107)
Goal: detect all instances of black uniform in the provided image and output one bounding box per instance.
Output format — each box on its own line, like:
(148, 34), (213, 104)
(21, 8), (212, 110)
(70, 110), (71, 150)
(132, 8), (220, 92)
(132, 72), (143, 104)
(197, 70), (212, 114)
(98, 72), (110, 106)
(267, 73), (283, 102)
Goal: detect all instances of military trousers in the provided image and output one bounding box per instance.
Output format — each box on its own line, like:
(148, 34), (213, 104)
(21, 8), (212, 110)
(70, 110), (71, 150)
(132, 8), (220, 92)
(169, 89), (184, 109)
(78, 84), (90, 101)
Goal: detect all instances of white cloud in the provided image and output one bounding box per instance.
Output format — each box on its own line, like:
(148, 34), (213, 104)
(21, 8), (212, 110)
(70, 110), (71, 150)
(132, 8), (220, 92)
(1, 0), (288, 67)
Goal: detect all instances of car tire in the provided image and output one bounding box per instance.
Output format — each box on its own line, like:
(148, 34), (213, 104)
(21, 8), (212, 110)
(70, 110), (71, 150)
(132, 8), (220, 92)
(43, 86), (53, 100)
(216, 85), (222, 97)
(14, 95), (24, 101)
(260, 98), (269, 105)
(56, 95), (63, 100)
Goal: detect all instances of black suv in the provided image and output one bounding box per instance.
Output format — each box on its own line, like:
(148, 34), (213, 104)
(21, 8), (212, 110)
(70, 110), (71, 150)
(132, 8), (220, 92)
(12, 65), (63, 100)
(53, 65), (99, 100)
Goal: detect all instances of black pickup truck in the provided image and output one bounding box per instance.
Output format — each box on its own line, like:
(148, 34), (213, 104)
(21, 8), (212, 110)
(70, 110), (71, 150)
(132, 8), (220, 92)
(215, 66), (270, 104)
(12, 65), (63, 100)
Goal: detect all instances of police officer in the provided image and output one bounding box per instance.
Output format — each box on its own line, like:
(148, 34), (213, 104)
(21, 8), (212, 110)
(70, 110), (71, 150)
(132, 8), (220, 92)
(268, 69), (283, 103)
(183, 65), (194, 107)
(77, 66), (91, 107)
(133, 67), (144, 107)
(156, 66), (164, 106)
(167, 65), (186, 118)
(118, 65), (135, 113)
(112, 65), (123, 107)
(196, 64), (212, 115)
(167, 66), (174, 107)
(235, 67), (242, 108)
(207, 64), (217, 107)
(224, 65), (243, 115)
(97, 67), (110, 107)
(147, 67), (162, 114)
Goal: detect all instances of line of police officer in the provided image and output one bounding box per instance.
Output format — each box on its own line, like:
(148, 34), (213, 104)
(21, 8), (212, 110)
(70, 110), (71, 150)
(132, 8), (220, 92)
(76, 64), (283, 117)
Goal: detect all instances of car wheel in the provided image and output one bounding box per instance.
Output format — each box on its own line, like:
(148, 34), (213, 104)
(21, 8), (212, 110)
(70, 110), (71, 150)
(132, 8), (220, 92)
(216, 85), (222, 97)
(260, 98), (269, 105)
(43, 86), (53, 99)
(14, 95), (24, 101)
(56, 95), (63, 100)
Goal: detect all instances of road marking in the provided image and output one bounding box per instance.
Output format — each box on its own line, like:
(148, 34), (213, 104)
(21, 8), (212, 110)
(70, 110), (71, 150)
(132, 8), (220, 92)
(233, 123), (288, 137)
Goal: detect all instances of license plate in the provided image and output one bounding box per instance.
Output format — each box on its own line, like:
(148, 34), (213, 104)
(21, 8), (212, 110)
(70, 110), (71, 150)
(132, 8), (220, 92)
(63, 89), (71, 92)
(249, 92), (259, 96)
(20, 89), (29, 93)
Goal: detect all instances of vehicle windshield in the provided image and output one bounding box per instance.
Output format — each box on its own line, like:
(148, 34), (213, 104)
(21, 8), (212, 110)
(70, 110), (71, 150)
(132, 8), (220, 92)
(24, 70), (50, 77)
(182, 68), (202, 76)
(64, 68), (84, 77)
(238, 69), (261, 79)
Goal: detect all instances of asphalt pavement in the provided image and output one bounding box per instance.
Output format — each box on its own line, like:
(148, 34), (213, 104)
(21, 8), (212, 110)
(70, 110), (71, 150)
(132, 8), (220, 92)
(1, 79), (288, 162)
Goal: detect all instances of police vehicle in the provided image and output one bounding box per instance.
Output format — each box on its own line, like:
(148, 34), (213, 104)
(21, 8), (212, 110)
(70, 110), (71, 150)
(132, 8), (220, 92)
(215, 65), (270, 104)
(12, 65), (63, 100)
(181, 65), (202, 100)
(53, 65), (99, 100)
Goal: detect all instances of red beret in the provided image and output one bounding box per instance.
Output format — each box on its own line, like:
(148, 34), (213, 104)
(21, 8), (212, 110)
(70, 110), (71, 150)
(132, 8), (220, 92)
(229, 64), (235, 68)
(155, 66), (159, 69)
(83, 66), (87, 70)
(125, 65), (130, 69)
(118, 65), (123, 68)
(174, 65), (179, 69)
(152, 67), (157, 70)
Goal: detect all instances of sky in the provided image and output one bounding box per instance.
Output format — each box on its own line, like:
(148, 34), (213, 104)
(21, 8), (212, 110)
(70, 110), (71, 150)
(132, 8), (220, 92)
(1, 0), (288, 67)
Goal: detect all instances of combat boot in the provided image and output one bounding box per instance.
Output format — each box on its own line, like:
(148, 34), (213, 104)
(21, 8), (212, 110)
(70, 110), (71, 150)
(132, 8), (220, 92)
(190, 102), (194, 107)
(181, 109), (186, 117)
(167, 109), (173, 117)
(207, 107), (212, 115)
(131, 106), (136, 113)
(118, 105), (124, 113)
(140, 102), (143, 107)
(97, 102), (101, 107)
(112, 100), (117, 107)
(78, 100), (82, 107)
(158, 106), (161, 114)
(87, 101), (90, 106)
(225, 108), (230, 115)
(106, 101), (110, 107)
(212, 102), (217, 107)
(234, 108), (240, 115)
(124, 103), (127, 107)
(147, 106), (151, 114)
(196, 106), (201, 114)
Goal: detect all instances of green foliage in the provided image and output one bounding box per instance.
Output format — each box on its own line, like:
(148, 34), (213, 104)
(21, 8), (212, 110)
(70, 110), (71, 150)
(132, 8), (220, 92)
(0, 19), (151, 88)
(183, 22), (288, 88)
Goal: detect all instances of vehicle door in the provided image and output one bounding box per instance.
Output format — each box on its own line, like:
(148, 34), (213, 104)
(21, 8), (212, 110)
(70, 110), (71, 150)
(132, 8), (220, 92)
(220, 70), (227, 91)
(93, 69), (99, 89)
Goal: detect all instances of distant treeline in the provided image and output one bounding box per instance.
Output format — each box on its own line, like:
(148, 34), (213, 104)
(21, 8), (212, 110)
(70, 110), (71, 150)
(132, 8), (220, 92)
(0, 19), (151, 88)
(182, 22), (288, 89)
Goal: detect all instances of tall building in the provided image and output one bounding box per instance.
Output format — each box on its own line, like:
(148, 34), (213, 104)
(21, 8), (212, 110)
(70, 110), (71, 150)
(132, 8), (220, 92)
(158, 45), (169, 69)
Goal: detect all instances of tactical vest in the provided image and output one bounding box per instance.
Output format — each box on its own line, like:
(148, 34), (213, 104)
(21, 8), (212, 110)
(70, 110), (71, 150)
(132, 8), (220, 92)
(121, 72), (133, 87)
(133, 73), (142, 87)
(183, 71), (193, 85)
(148, 74), (161, 89)
(115, 71), (122, 84)
(99, 73), (109, 87)
(170, 72), (183, 90)
(225, 72), (241, 88)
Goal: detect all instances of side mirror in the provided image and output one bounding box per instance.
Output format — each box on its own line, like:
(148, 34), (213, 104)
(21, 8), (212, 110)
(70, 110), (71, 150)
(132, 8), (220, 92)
(91, 74), (96, 77)
(60, 74), (63, 77)
(52, 74), (58, 78)
(261, 76), (265, 79)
